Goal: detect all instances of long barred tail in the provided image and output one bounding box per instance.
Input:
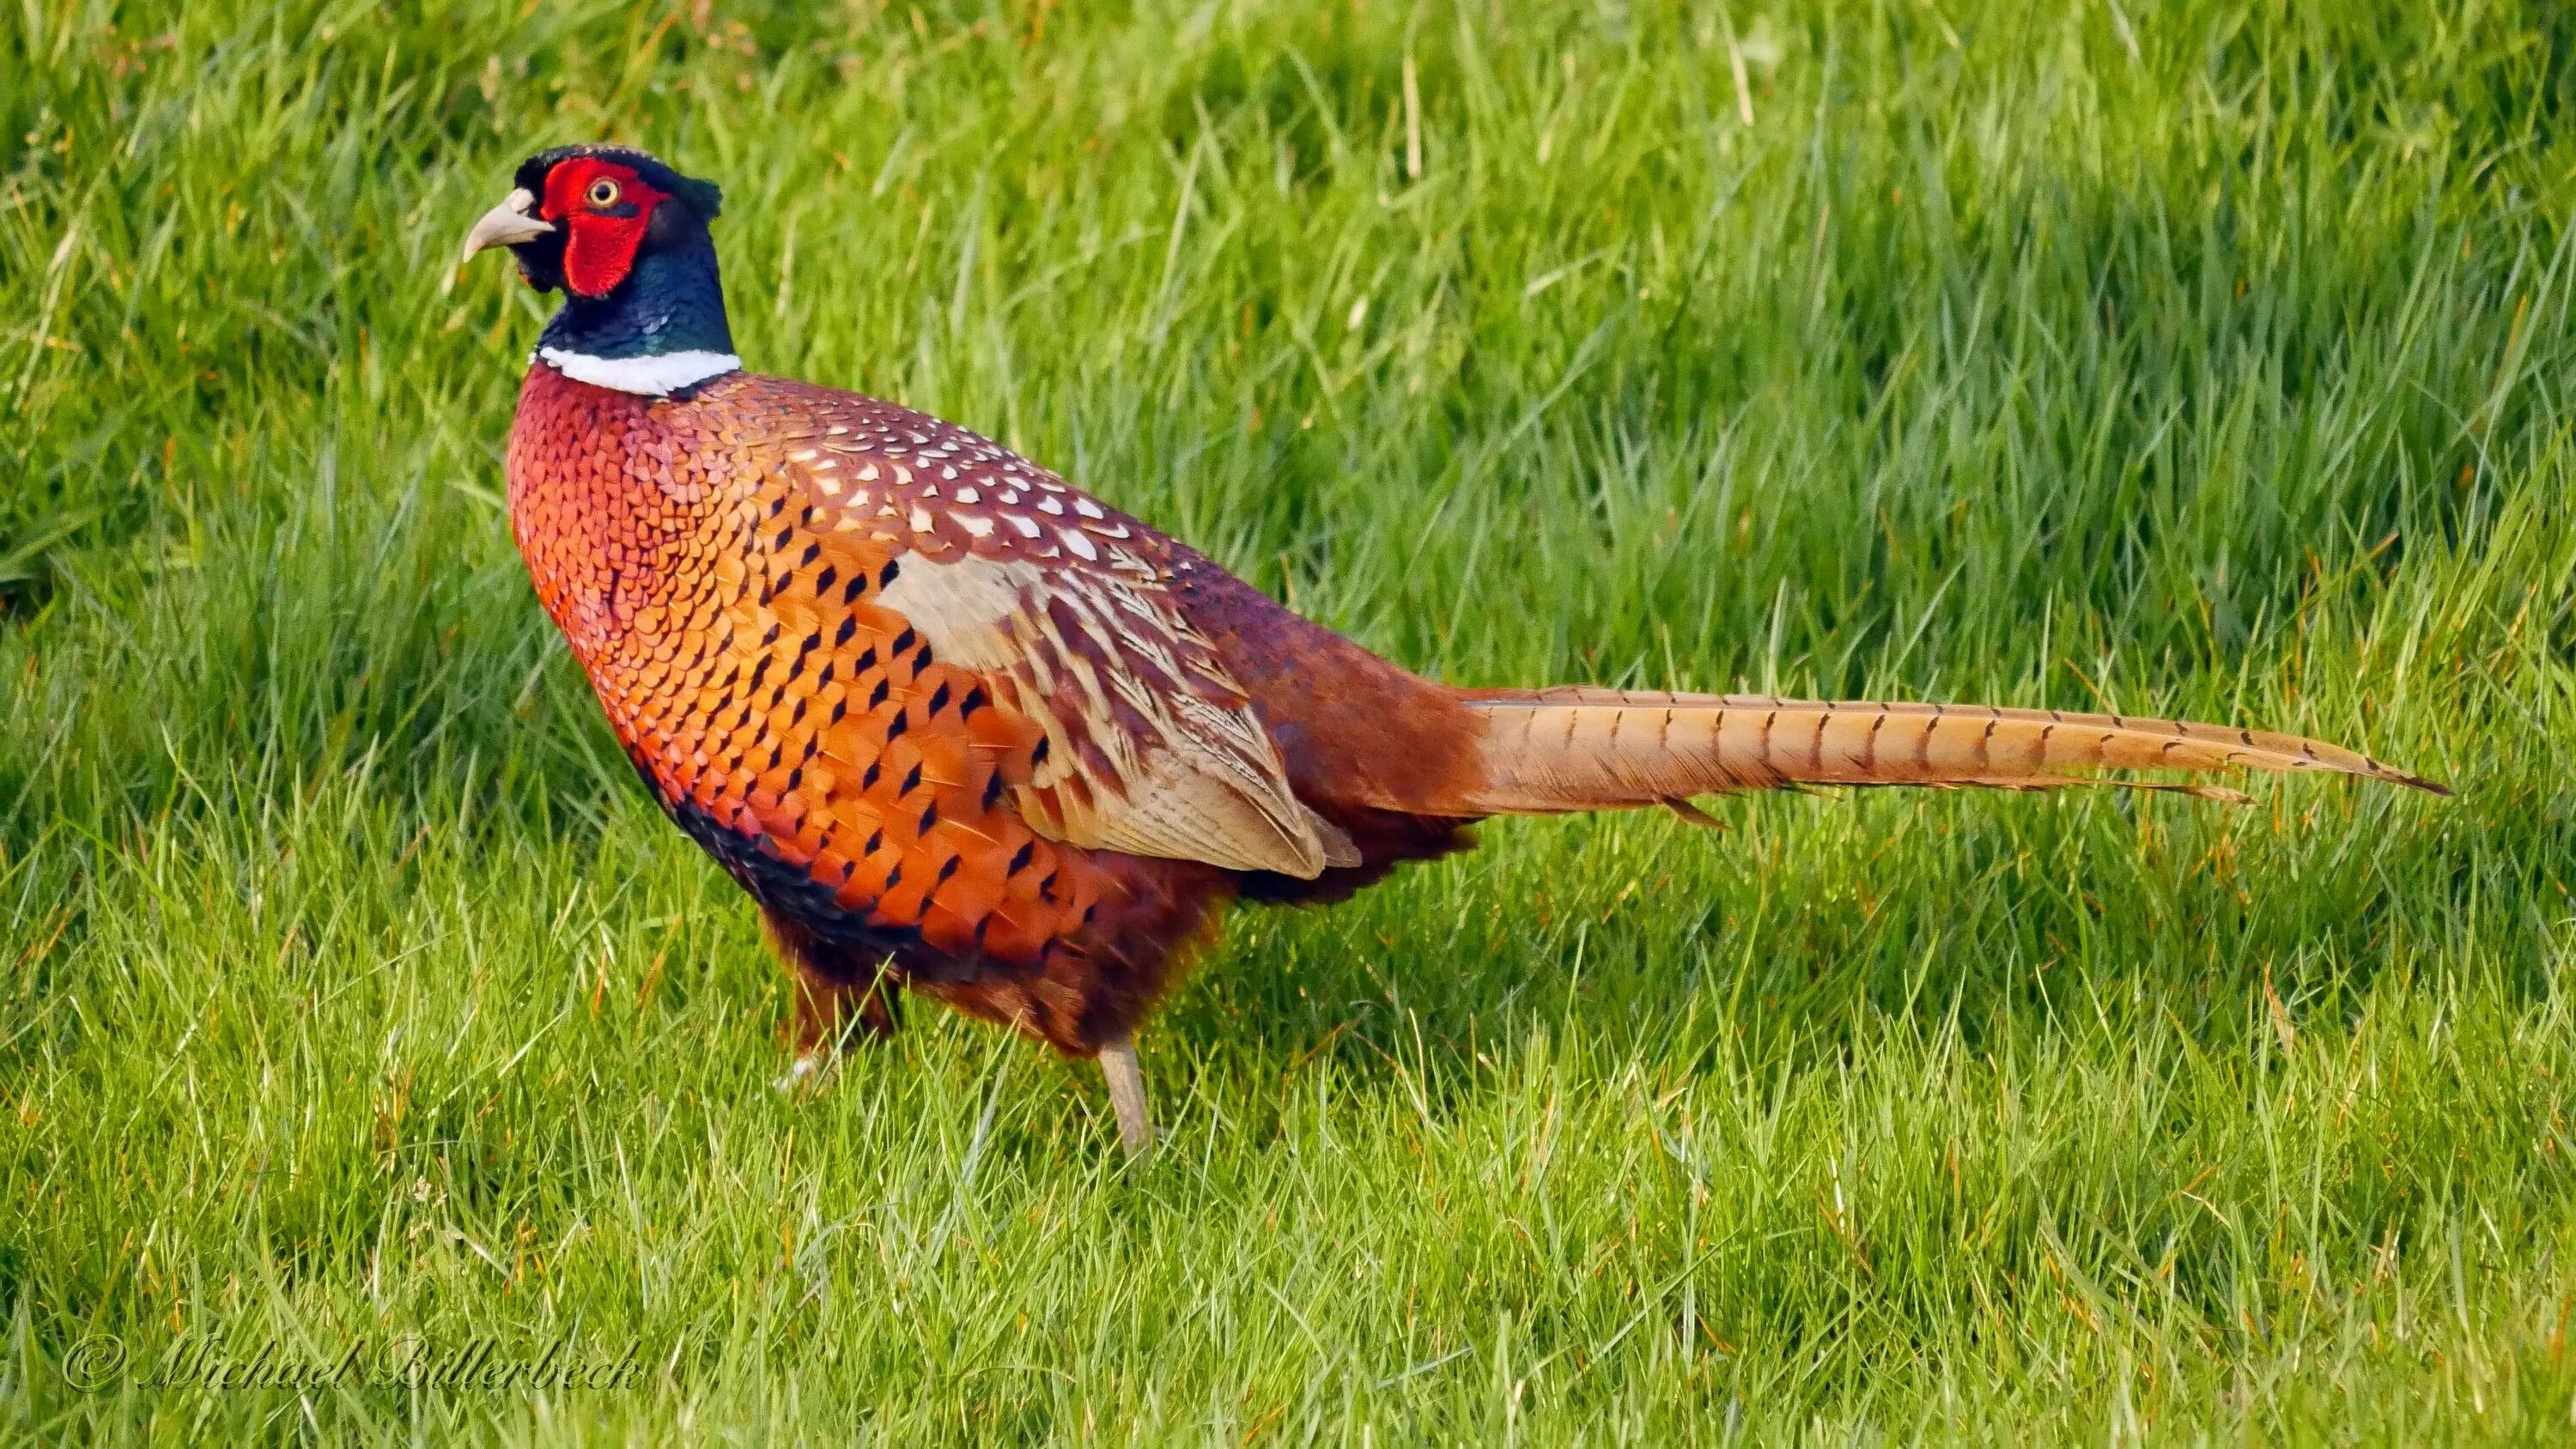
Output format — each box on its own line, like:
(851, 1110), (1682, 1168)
(1451, 686), (2445, 815)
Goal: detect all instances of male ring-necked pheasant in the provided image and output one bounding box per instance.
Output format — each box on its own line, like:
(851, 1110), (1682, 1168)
(464, 146), (2442, 1155)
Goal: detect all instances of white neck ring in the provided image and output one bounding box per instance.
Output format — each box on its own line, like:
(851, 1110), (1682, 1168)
(536, 347), (740, 397)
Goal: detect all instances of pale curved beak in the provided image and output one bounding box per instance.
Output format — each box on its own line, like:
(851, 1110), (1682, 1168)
(459, 188), (553, 264)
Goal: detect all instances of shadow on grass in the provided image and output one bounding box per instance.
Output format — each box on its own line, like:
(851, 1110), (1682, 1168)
(1149, 785), (2490, 1132)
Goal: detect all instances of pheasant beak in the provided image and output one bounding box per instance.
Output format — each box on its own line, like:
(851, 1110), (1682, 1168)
(459, 188), (554, 264)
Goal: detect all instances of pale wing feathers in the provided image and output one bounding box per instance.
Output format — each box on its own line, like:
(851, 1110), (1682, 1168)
(1460, 687), (2445, 813)
(879, 551), (1333, 877)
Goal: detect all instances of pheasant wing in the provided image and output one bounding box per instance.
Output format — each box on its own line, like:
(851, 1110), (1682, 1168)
(764, 387), (1340, 880)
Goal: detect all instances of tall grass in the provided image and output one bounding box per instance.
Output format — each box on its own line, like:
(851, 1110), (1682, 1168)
(5, 0), (2573, 1440)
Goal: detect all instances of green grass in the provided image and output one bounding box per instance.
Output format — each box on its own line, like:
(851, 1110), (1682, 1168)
(7, 0), (2576, 1440)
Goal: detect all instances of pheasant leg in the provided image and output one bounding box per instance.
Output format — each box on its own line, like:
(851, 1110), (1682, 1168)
(767, 912), (899, 1091)
(1098, 1034), (1153, 1158)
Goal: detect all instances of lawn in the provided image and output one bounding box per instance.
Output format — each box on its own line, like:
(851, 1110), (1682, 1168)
(6, 0), (2576, 1440)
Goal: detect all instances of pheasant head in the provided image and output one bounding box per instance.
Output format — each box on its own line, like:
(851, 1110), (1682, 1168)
(460, 145), (738, 396)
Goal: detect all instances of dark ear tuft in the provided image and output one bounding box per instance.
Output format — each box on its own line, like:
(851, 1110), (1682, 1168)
(670, 175), (722, 221)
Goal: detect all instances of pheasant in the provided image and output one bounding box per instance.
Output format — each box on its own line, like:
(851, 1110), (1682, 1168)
(462, 145), (2443, 1156)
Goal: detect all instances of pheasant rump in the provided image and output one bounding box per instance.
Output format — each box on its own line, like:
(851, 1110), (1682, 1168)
(463, 145), (2442, 1155)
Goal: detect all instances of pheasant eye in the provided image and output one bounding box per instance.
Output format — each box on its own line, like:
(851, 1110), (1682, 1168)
(586, 178), (621, 208)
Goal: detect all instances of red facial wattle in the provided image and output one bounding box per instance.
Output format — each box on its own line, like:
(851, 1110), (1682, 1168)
(539, 157), (667, 298)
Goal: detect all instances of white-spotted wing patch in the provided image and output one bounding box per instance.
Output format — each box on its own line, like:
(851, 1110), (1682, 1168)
(768, 385), (1331, 879)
